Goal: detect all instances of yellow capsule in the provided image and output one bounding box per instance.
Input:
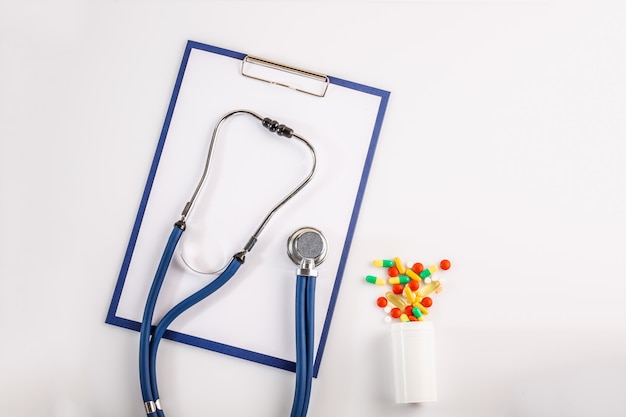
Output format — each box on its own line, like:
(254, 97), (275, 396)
(365, 275), (385, 286)
(399, 313), (410, 323)
(417, 280), (441, 297)
(412, 301), (429, 316)
(403, 284), (417, 304)
(394, 257), (406, 275)
(385, 292), (407, 310)
(406, 269), (420, 281)
(428, 265), (439, 274)
(388, 275), (410, 285)
(373, 259), (394, 267)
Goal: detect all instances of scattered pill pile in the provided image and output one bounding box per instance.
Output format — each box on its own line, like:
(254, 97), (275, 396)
(365, 257), (451, 323)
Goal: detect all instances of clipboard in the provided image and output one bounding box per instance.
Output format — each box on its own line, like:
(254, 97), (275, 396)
(106, 40), (390, 375)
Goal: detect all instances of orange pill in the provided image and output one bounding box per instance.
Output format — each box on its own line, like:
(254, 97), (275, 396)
(387, 266), (399, 277)
(392, 283), (404, 295)
(390, 308), (402, 318)
(377, 297), (388, 308)
(421, 296), (433, 308)
(411, 262), (424, 274)
(440, 259), (451, 270)
(408, 280), (419, 291)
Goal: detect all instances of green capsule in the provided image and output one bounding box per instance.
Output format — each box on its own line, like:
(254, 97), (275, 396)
(366, 275), (385, 286)
(412, 307), (423, 318)
(389, 275), (410, 285)
(373, 259), (394, 267)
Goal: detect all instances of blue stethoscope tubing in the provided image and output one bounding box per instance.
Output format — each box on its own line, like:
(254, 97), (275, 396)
(290, 274), (316, 417)
(138, 224), (242, 416)
(137, 110), (318, 416)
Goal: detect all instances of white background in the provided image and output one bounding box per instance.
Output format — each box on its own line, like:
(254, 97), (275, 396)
(1, 1), (625, 416)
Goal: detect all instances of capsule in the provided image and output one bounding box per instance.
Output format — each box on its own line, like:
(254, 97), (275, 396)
(385, 291), (407, 309)
(399, 313), (410, 323)
(389, 275), (410, 285)
(406, 269), (420, 281)
(403, 284), (417, 304)
(412, 307), (423, 319)
(373, 259), (394, 267)
(412, 301), (429, 316)
(365, 275), (385, 286)
(417, 280), (441, 297)
(394, 257), (406, 274)
(419, 269), (431, 279)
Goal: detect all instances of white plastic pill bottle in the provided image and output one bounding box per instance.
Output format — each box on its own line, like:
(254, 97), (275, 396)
(391, 321), (437, 403)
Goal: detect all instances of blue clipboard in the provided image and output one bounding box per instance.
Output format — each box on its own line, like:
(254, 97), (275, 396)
(106, 40), (390, 376)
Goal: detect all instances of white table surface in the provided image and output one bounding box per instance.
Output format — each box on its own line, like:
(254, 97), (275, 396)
(1, 1), (625, 416)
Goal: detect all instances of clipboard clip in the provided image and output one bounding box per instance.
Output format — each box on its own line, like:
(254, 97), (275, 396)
(241, 55), (329, 98)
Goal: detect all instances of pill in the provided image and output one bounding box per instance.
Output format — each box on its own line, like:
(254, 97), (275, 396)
(421, 297), (433, 308)
(376, 297), (388, 308)
(387, 266), (399, 277)
(424, 277), (432, 284)
(413, 302), (429, 316)
(373, 259), (394, 267)
(384, 305), (392, 313)
(419, 269), (431, 279)
(405, 269), (420, 282)
(428, 265), (438, 274)
(365, 275), (385, 285)
(386, 292), (407, 309)
(399, 313), (410, 323)
(389, 275), (410, 285)
(390, 307), (402, 318)
(407, 280), (419, 291)
(408, 315), (419, 321)
(384, 316), (392, 323)
(412, 307), (423, 319)
(394, 257), (406, 274)
(404, 305), (414, 316)
(417, 280), (440, 297)
(392, 283), (404, 294)
(440, 259), (451, 270)
(411, 262), (424, 274)
(403, 284), (417, 304)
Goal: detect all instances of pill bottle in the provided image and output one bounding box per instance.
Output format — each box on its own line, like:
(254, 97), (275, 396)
(391, 321), (437, 403)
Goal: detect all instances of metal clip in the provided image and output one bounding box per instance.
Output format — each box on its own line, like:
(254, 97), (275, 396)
(241, 55), (329, 97)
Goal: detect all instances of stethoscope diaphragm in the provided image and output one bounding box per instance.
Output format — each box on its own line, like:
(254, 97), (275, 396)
(286, 227), (328, 267)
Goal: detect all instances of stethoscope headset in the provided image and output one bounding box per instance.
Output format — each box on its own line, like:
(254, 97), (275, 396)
(139, 110), (326, 417)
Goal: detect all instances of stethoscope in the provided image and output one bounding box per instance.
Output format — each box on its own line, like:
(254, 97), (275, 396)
(138, 109), (326, 417)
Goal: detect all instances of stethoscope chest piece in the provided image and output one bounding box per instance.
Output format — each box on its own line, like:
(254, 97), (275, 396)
(287, 227), (328, 268)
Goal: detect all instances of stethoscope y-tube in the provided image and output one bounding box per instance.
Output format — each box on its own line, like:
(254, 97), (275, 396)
(138, 110), (319, 416)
